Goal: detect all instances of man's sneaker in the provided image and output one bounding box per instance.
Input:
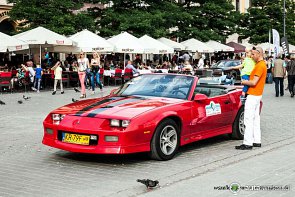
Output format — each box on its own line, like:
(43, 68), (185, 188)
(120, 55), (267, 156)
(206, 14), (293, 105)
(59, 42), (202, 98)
(31, 87), (37, 91)
(253, 143), (261, 147)
(52, 91), (56, 95)
(61, 91), (64, 94)
(91, 91), (95, 95)
(235, 144), (253, 150)
(37, 90), (40, 93)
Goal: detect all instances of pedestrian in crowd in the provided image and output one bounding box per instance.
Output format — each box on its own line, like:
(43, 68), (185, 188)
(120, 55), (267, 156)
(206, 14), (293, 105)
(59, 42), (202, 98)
(126, 61), (139, 75)
(77, 52), (89, 98)
(284, 56), (290, 90)
(286, 56), (295, 98)
(70, 61), (78, 72)
(235, 46), (267, 150)
(183, 61), (193, 72)
(34, 64), (43, 93)
(51, 61), (64, 95)
(11, 64), (25, 90)
(182, 52), (190, 62)
(272, 56), (286, 97)
(22, 60), (35, 87)
(266, 56), (273, 84)
(230, 48), (255, 104)
(90, 51), (103, 94)
(197, 55), (204, 69)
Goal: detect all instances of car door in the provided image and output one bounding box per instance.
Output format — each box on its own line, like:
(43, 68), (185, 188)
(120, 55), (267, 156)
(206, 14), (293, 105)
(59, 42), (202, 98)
(190, 86), (233, 133)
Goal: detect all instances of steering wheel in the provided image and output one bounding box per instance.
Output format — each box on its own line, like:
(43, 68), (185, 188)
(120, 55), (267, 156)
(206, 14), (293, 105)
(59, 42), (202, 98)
(172, 89), (187, 96)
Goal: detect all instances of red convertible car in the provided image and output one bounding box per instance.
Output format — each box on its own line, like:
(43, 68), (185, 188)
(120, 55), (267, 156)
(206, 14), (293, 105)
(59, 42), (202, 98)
(43, 73), (245, 160)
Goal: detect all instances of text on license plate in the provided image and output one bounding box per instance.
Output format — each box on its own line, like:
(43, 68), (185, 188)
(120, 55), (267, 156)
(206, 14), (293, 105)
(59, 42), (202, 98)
(62, 133), (90, 145)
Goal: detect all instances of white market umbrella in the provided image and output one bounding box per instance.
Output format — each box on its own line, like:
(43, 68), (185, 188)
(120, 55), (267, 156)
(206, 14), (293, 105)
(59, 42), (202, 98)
(157, 37), (185, 51)
(181, 38), (214, 53)
(257, 42), (282, 53)
(14, 26), (76, 64)
(139, 35), (174, 54)
(107, 32), (145, 67)
(0, 32), (29, 52)
(52, 29), (114, 53)
(206, 40), (234, 52)
(107, 32), (145, 54)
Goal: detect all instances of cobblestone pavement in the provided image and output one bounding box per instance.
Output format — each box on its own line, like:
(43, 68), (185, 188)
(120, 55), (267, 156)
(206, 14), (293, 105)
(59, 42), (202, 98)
(0, 83), (294, 197)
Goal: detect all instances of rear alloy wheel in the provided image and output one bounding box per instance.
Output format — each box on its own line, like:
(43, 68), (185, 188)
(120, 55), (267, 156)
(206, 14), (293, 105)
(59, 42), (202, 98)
(150, 119), (180, 161)
(231, 106), (245, 140)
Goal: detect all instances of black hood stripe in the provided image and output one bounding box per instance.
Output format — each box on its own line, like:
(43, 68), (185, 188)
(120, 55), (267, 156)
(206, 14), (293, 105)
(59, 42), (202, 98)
(75, 98), (114, 116)
(87, 108), (110, 117)
(105, 98), (143, 107)
(85, 98), (146, 117)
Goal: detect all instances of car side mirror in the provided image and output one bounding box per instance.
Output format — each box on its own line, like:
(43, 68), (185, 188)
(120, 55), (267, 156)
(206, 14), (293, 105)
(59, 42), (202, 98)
(194, 94), (208, 101)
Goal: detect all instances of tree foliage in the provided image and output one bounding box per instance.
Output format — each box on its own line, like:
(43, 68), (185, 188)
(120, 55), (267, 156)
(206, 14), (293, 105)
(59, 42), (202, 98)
(7, 0), (294, 44)
(89, 0), (239, 42)
(239, 0), (295, 45)
(8, 0), (95, 35)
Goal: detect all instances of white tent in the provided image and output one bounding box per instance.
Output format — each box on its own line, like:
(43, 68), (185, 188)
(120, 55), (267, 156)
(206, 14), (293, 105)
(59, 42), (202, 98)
(257, 43), (282, 53)
(52, 29), (114, 53)
(157, 37), (185, 51)
(107, 32), (145, 54)
(139, 35), (174, 54)
(289, 44), (295, 54)
(181, 38), (214, 53)
(14, 26), (75, 45)
(206, 40), (234, 52)
(14, 26), (76, 63)
(0, 32), (29, 52)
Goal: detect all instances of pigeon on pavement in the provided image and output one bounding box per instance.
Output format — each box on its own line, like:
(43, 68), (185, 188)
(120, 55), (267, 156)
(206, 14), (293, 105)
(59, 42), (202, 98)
(74, 87), (80, 92)
(17, 100), (23, 104)
(72, 98), (79, 102)
(137, 179), (159, 189)
(23, 95), (31, 100)
(0, 100), (6, 105)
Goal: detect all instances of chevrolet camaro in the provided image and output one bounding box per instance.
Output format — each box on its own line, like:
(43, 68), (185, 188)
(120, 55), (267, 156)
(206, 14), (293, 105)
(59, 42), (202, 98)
(42, 73), (245, 160)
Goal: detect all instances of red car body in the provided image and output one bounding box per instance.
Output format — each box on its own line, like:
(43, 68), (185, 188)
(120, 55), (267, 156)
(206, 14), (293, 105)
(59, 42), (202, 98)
(43, 74), (244, 160)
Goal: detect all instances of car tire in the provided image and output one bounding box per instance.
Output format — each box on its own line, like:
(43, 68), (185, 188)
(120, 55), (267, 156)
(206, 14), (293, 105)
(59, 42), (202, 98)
(150, 119), (180, 161)
(231, 106), (245, 140)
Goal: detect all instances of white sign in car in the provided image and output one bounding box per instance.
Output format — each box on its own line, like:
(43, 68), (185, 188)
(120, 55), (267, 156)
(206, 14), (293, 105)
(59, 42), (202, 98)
(205, 101), (221, 116)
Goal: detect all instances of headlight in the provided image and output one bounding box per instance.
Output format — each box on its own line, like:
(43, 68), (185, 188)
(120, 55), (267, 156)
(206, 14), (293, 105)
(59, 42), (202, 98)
(52, 114), (66, 125)
(110, 119), (130, 128)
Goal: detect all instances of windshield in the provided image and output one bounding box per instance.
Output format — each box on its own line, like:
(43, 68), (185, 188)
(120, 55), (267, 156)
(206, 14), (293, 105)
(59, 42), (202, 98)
(115, 74), (194, 100)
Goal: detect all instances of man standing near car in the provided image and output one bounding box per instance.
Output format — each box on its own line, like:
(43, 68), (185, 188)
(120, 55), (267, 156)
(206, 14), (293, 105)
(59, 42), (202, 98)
(235, 46), (267, 150)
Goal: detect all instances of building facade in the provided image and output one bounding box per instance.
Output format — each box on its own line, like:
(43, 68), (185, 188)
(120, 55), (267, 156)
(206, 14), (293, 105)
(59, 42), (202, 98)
(232, 0), (252, 13)
(0, 0), (16, 34)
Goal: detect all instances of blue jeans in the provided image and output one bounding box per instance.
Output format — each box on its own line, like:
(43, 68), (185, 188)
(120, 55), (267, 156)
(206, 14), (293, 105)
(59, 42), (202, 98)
(34, 78), (42, 90)
(242, 75), (250, 93)
(90, 72), (102, 91)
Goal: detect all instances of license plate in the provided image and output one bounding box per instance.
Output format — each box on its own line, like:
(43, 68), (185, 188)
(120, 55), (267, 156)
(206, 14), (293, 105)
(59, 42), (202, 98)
(62, 133), (90, 145)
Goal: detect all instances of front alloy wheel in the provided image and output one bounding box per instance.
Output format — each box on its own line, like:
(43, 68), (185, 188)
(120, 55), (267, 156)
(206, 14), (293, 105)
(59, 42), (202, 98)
(150, 119), (180, 160)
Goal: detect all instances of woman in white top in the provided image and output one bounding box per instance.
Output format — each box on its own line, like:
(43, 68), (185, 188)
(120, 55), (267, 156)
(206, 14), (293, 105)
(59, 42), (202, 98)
(51, 61), (64, 95)
(90, 52), (103, 94)
(77, 52), (89, 98)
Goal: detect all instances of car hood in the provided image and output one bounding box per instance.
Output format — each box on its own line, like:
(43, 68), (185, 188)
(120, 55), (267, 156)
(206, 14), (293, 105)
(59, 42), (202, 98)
(52, 96), (183, 119)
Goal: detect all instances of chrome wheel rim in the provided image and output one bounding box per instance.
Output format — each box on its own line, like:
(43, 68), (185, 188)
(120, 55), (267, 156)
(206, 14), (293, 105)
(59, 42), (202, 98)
(239, 111), (245, 135)
(160, 125), (177, 155)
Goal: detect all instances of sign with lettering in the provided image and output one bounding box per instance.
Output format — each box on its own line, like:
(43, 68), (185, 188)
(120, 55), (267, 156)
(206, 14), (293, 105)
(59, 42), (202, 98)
(281, 37), (289, 56)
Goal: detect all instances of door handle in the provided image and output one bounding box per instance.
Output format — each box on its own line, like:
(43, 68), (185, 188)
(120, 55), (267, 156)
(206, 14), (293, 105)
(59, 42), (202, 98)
(224, 100), (230, 104)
